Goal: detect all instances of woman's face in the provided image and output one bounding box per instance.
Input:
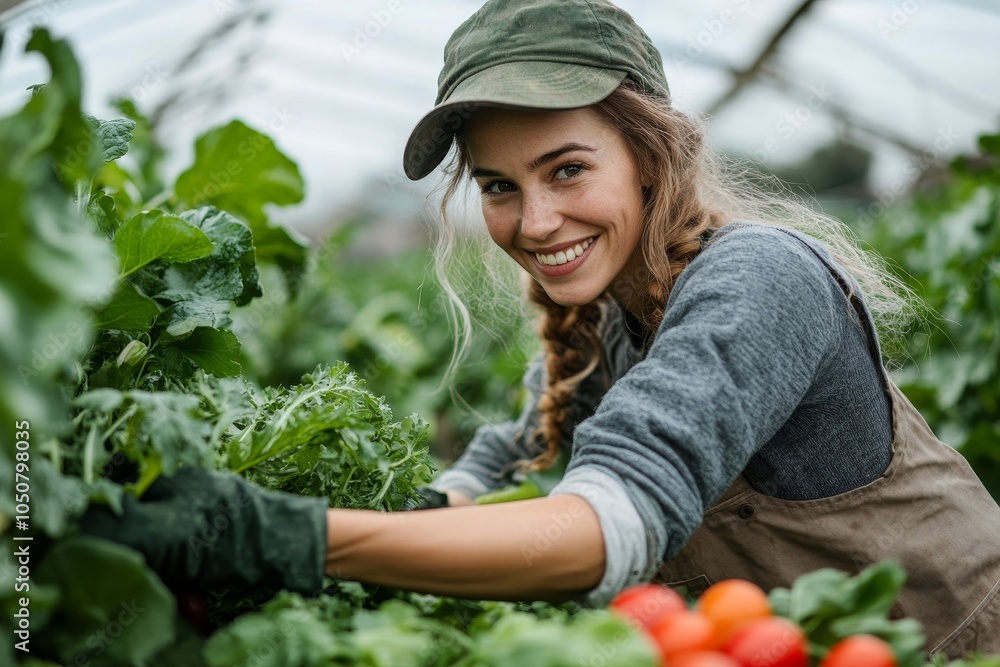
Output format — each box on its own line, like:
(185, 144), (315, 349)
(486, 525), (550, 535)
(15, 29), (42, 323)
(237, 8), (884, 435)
(463, 107), (646, 308)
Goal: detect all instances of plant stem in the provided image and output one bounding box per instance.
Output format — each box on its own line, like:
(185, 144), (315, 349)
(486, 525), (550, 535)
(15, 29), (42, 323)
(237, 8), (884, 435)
(83, 423), (98, 485)
(100, 403), (139, 443)
(369, 470), (395, 509)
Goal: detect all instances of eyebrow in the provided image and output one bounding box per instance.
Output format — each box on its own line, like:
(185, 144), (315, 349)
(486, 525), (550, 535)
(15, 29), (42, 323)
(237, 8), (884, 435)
(471, 142), (597, 178)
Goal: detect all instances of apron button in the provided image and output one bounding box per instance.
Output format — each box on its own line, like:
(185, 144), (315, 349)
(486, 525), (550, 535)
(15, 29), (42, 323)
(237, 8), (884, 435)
(738, 504), (755, 519)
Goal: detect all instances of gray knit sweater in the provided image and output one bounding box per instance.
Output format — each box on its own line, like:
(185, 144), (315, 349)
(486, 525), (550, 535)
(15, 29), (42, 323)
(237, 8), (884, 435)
(430, 221), (893, 607)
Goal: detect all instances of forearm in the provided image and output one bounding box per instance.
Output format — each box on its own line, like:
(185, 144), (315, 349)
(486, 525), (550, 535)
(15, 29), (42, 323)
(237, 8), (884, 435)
(324, 494), (604, 602)
(445, 489), (475, 506)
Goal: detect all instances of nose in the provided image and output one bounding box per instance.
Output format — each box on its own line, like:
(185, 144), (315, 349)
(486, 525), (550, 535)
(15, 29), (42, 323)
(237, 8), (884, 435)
(519, 190), (563, 242)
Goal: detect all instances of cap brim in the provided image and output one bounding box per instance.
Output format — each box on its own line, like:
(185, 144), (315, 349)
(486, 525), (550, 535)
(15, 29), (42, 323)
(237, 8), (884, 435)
(403, 61), (627, 180)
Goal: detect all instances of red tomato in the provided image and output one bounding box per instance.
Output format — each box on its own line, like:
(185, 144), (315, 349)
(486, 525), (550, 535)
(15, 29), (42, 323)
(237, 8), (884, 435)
(819, 634), (897, 667)
(697, 579), (772, 646)
(652, 610), (716, 661)
(723, 617), (809, 667)
(610, 583), (687, 633)
(668, 650), (742, 667)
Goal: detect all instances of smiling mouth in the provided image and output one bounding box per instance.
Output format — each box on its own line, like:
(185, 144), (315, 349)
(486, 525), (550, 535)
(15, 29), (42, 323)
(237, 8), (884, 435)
(533, 237), (595, 266)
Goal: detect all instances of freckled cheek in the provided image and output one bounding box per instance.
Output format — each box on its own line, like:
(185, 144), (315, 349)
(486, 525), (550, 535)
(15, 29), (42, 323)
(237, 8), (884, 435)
(562, 190), (599, 220)
(482, 211), (518, 253)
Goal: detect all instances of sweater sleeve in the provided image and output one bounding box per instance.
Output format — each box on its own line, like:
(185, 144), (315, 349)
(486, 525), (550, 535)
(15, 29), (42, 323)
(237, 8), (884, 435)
(550, 225), (842, 607)
(429, 355), (547, 498)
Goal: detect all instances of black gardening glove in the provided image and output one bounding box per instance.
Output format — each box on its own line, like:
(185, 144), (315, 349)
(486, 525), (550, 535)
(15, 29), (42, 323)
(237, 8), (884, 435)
(80, 467), (328, 595)
(400, 486), (450, 511)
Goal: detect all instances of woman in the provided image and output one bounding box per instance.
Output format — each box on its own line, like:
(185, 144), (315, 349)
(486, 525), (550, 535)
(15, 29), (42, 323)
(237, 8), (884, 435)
(86, 0), (1000, 657)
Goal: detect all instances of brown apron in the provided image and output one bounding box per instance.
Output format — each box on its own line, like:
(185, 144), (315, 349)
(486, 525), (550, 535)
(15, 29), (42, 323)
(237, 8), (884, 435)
(655, 230), (1000, 658)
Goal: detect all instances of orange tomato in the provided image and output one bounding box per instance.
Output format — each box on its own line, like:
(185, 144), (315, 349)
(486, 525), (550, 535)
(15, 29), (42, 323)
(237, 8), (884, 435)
(652, 610), (716, 661)
(610, 583), (687, 633)
(668, 650), (742, 667)
(696, 579), (772, 646)
(819, 634), (897, 667)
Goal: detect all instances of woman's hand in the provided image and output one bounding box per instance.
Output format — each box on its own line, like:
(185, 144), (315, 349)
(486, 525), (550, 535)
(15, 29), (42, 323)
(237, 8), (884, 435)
(79, 467), (328, 595)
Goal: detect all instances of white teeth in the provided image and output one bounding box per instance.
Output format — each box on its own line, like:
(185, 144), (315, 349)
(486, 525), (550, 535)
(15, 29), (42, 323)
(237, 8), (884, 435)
(534, 237), (595, 266)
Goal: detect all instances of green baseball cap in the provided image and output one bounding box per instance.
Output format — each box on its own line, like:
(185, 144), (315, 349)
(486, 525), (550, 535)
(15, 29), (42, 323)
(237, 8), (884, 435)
(403, 0), (669, 180)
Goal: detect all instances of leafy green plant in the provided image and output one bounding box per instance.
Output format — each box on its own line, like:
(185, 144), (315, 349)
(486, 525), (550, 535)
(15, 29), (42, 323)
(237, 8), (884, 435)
(0, 28), (433, 666)
(231, 234), (537, 460)
(229, 363), (432, 510)
(33, 537), (176, 665)
(850, 133), (1000, 498)
(200, 588), (656, 667)
(769, 561), (925, 667)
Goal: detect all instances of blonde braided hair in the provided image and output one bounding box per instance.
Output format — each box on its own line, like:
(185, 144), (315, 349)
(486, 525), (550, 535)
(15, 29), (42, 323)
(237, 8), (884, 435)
(522, 280), (607, 471)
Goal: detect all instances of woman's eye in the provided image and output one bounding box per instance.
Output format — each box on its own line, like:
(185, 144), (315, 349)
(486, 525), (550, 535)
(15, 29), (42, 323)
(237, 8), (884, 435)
(554, 163), (583, 180)
(482, 180), (515, 195)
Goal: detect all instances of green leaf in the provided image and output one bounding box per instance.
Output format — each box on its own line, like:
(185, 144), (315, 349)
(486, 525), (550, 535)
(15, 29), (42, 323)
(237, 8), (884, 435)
(93, 160), (136, 218)
(837, 560), (906, 617)
(16, 30), (95, 186)
(122, 390), (213, 476)
(73, 387), (125, 413)
(87, 191), (119, 237)
(174, 120), (308, 272)
(248, 220), (309, 281)
(136, 207), (261, 338)
(351, 601), (444, 667)
(114, 209), (214, 276)
(93, 280), (161, 332)
(33, 536), (176, 666)
(27, 457), (90, 537)
(85, 115), (135, 162)
(162, 298), (230, 338)
(175, 119), (304, 220)
(768, 586), (791, 617)
(154, 207), (262, 336)
(204, 604), (342, 667)
(785, 567), (849, 622)
(178, 206), (262, 305)
(465, 610), (658, 667)
(173, 327), (242, 377)
(0, 28), (117, 495)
